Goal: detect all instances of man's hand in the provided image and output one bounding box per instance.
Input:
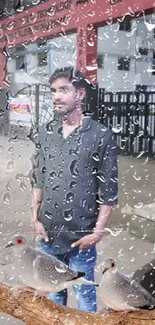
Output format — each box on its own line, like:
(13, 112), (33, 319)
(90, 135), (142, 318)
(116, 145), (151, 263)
(31, 205), (49, 242)
(71, 233), (102, 250)
(31, 219), (49, 242)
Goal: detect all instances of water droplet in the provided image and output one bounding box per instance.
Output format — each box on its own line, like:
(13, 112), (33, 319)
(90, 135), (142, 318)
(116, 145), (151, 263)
(47, 197), (53, 203)
(81, 198), (86, 208)
(64, 209), (74, 221)
(58, 171), (63, 178)
(49, 171), (56, 178)
(86, 65), (97, 71)
(47, 8), (55, 17)
(6, 21), (14, 30)
(65, 192), (74, 203)
(0, 145), (4, 152)
(69, 181), (77, 189)
(17, 221), (24, 227)
(53, 202), (59, 209)
(6, 161), (14, 172)
(44, 210), (53, 220)
(18, 155), (22, 160)
(20, 181), (27, 191)
(126, 26), (137, 37)
(0, 110), (5, 118)
(112, 126), (122, 133)
(134, 202), (143, 209)
(87, 11), (95, 17)
(97, 173), (106, 183)
(92, 152), (100, 161)
(69, 160), (79, 177)
(137, 151), (145, 159)
(5, 181), (11, 191)
(11, 153), (15, 160)
(32, 0), (41, 5)
(15, 173), (23, 181)
(133, 173), (141, 181)
(144, 21), (155, 32)
(8, 135), (18, 143)
(88, 205), (93, 212)
(52, 185), (60, 192)
(104, 227), (123, 236)
(85, 189), (91, 195)
(91, 167), (97, 174)
(79, 215), (85, 221)
(107, 106), (113, 111)
(8, 147), (14, 153)
(2, 192), (11, 204)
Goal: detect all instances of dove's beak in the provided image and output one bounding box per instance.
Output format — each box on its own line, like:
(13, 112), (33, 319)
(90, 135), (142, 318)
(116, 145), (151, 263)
(102, 267), (108, 275)
(5, 242), (14, 248)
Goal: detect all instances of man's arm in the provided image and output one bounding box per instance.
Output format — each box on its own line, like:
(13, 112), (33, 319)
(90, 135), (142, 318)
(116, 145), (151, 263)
(31, 137), (45, 221)
(31, 188), (43, 223)
(93, 131), (118, 240)
(72, 131), (118, 250)
(93, 205), (113, 239)
(31, 187), (48, 241)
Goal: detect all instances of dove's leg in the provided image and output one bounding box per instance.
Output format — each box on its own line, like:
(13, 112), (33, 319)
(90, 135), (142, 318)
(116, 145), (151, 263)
(101, 308), (133, 319)
(10, 285), (35, 297)
(69, 246), (97, 312)
(112, 310), (133, 317)
(31, 291), (50, 303)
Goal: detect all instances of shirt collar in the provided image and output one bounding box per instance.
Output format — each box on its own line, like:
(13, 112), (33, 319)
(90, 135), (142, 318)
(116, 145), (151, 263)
(54, 115), (92, 134)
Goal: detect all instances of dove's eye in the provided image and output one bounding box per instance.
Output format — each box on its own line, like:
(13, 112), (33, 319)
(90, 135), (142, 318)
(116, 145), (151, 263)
(16, 239), (23, 245)
(111, 262), (115, 268)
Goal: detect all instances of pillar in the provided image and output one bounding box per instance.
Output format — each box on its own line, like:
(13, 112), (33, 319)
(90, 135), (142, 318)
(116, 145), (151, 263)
(0, 30), (9, 135)
(0, 30), (6, 89)
(76, 24), (98, 120)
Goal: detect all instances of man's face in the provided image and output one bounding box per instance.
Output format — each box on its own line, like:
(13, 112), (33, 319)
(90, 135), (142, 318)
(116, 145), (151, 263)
(50, 77), (83, 115)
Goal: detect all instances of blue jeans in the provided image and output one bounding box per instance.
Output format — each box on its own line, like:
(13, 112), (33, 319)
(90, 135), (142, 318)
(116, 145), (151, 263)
(40, 240), (97, 312)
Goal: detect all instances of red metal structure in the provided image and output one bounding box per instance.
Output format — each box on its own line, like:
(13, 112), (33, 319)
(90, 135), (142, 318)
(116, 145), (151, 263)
(0, 0), (154, 88)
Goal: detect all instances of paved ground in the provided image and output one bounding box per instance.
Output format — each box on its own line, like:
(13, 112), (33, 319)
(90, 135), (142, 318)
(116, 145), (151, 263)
(0, 135), (155, 324)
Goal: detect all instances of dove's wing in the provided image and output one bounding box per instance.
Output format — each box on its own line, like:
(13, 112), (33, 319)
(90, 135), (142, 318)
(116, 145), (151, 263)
(117, 273), (155, 309)
(33, 254), (79, 286)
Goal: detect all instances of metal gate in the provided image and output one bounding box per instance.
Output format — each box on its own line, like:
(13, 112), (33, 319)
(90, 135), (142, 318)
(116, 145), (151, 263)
(98, 89), (155, 158)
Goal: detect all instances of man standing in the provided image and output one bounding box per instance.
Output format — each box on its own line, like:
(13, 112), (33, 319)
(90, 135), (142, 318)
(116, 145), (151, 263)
(31, 66), (118, 312)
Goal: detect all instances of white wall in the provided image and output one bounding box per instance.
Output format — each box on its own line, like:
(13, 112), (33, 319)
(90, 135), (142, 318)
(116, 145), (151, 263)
(97, 14), (155, 91)
(6, 14), (155, 92)
(26, 43), (38, 74)
(48, 33), (76, 76)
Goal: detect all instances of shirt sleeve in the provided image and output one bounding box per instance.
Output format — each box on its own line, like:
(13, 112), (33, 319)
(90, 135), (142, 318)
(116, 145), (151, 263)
(97, 131), (118, 205)
(31, 133), (45, 189)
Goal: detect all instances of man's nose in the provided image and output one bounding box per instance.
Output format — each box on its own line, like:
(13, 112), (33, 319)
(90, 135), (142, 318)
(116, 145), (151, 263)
(53, 91), (62, 100)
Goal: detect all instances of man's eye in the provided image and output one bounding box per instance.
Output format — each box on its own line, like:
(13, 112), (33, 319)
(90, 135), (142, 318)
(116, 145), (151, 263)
(61, 88), (68, 93)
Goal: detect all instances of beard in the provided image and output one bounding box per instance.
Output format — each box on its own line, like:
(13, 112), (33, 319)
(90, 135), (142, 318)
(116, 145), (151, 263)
(54, 103), (77, 116)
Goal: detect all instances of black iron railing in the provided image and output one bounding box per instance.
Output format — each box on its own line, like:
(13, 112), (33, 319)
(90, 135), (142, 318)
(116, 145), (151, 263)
(98, 89), (155, 157)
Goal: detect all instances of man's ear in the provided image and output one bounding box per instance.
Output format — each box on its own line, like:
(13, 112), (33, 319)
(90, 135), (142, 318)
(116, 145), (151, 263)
(77, 88), (86, 100)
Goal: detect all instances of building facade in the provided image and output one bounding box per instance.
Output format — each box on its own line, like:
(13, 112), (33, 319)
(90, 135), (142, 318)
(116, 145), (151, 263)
(6, 14), (155, 92)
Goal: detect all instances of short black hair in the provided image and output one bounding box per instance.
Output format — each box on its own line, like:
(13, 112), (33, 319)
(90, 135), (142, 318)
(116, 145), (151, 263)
(49, 66), (87, 89)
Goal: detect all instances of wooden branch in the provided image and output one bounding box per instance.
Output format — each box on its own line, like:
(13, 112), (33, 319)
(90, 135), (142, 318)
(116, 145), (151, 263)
(0, 283), (154, 325)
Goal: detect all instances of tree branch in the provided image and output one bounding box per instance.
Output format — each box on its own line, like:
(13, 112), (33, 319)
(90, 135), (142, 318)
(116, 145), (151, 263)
(0, 283), (154, 325)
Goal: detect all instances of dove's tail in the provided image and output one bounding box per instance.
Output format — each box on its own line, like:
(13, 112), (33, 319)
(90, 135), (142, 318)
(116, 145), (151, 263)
(71, 271), (99, 287)
(72, 271), (86, 280)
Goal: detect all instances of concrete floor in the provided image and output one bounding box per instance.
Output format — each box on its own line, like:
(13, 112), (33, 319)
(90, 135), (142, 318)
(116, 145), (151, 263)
(0, 135), (155, 324)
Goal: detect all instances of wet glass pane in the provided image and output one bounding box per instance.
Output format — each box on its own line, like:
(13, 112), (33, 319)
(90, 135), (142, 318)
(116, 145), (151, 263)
(0, 1), (154, 322)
